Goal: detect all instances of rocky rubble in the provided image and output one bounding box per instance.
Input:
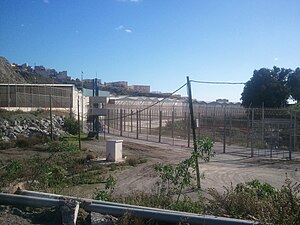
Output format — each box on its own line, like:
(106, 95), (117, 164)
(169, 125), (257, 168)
(0, 115), (66, 141)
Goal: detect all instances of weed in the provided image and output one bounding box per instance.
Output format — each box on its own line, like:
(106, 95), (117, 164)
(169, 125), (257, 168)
(47, 140), (79, 153)
(15, 136), (48, 148)
(0, 141), (15, 150)
(94, 175), (117, 201)
(207, 178), (300, 225)
(63, 117), (79, 135)
(126, 157), (147, 167)
(154, 137), (214, 200)
(0, 160), (23, 187)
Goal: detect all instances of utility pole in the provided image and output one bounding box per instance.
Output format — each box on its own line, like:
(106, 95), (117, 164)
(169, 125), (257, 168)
(78, 97), (81, 150)
(49, 94), (53, 141)
(187, 76), (201, 188)
(81, 72), (84, 133)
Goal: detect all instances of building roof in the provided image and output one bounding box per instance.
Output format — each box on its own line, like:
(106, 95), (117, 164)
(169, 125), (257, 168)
(0, 83), (75, 87)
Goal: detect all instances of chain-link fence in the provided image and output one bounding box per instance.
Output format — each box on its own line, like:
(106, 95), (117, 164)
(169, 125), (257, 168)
(105, 100), (300, 160)
(0, 84), (73, 109)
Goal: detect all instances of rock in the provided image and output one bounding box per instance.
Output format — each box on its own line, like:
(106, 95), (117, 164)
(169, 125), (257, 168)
(0, 124), (6, 131)
(3, 120), (9, 127)
(90, 213), (118, 225)
(14, 125), (23, 133)
(20, 119), (27, 126)
(8, 132), (17, 140)
(1, 136), (10, 142)
(28, 127), (39, 132)
(0, 115), (68, 141)
(86, 152), (97, 160)
(41, 130), (49, 135)
(28, 122), (38, 128)
(60, 199), (80, 225)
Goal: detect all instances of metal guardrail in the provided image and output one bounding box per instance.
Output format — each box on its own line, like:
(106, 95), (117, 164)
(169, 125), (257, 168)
(0, 190), (260, 225)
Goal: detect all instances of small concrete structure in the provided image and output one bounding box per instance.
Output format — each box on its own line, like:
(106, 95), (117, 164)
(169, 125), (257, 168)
(106, 140), (123, 162)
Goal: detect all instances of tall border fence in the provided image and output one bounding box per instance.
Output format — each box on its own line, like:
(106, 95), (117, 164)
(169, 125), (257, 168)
(105, 99), (300, 160)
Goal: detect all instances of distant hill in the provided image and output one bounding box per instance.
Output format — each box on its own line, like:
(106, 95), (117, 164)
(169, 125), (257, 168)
(0, 56), (27, 83)
(0, 56), (54, 84)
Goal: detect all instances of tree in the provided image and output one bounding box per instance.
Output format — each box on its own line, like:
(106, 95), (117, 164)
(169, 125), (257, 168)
(241, 67), (291, 108)
(288, 68), (300, 102)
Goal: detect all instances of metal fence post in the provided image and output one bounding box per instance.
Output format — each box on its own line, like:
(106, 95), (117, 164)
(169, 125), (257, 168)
(171, 109), (175, 139)
(294, 112), (297, 152)
(213, 106), (216, 141)
(113, 108), (116, 131)
(120, 109), (123, 136)
(147, 109), (149, 141)
(123, 109), (126, 132)
(149, 110), (152, 135)
(187, 114), (191, 148)
(136, 110), (139, 139)
(139, 110), (142, 134)
(223, 108), (226, 153)
(198, 112), (201, 139)
(261, 103), (265, 148)
(107, 109), (110, 134)
(184, 111), (187, 140)
(247, 109), (250, 148)
(289, 112), (293, 160)
(159, 110), (162, 143)
(251, 108), (254, 157)
(131, 110), (133, 133)
(229, 111), (232, 146)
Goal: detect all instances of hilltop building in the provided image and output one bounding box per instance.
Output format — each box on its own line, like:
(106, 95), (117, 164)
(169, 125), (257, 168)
(105, 81), (128, 88)
(128, 85), (150, 93)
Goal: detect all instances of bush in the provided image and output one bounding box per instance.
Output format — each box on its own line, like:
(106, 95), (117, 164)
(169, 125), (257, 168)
(94, 175), (117, 201)
(0, 141), (15, 150)
(63, 117), (79, 135)
(0, 160), (23, 187)
(207, 179), (300, 225)
(126, 158), (147, 167)
(15, 136), (48, 148)
(47, 141), (80, 153)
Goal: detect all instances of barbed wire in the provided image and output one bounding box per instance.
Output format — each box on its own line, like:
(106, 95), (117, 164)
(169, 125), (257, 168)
(103, 82), (187, 121)
(191, 80), (245, 85)
(63, 82), (187, 122)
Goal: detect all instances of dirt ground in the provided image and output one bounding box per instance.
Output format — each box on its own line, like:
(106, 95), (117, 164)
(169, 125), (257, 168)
(62, 134), (300, 199)
(1, 135), (300, 224)
(120, 136), (300, 195)
(1, 135), (300, 199)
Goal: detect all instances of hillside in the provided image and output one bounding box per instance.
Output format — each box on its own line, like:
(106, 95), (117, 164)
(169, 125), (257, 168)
(0, 56), (54, 84)
(0, 56), (27, 83)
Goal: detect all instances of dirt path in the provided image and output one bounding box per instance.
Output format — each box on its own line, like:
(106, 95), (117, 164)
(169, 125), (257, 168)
(102, 135), (300, 196)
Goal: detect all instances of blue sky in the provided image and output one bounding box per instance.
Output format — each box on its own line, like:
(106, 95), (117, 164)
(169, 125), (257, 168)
(1, 0), (300, 102)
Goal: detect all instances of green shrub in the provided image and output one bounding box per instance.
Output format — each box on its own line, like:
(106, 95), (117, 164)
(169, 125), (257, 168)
(118, 192), (173, 209)
(0, 160), (23, 187)
(126, 157), (147, 167)
(15, 136), (48, 148)
(207, 179), (300, 225)
(170, 194), (205, 214)
(0, 141), (15, 150)
(47, 165), (67, 188)
(63, 117), (79, 135)
(94, 175), (117, 201)
(235, 179), (276, 199)
(47, 141), (79, 153)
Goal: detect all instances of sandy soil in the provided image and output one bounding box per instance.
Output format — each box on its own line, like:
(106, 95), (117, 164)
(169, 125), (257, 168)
(1, 135), (300, 198)
(1, 135), (300, 224)
(77, 135), (300, 198)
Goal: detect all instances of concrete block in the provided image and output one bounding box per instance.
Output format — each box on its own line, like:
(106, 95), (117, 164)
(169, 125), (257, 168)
(106, 140), (123, 162)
